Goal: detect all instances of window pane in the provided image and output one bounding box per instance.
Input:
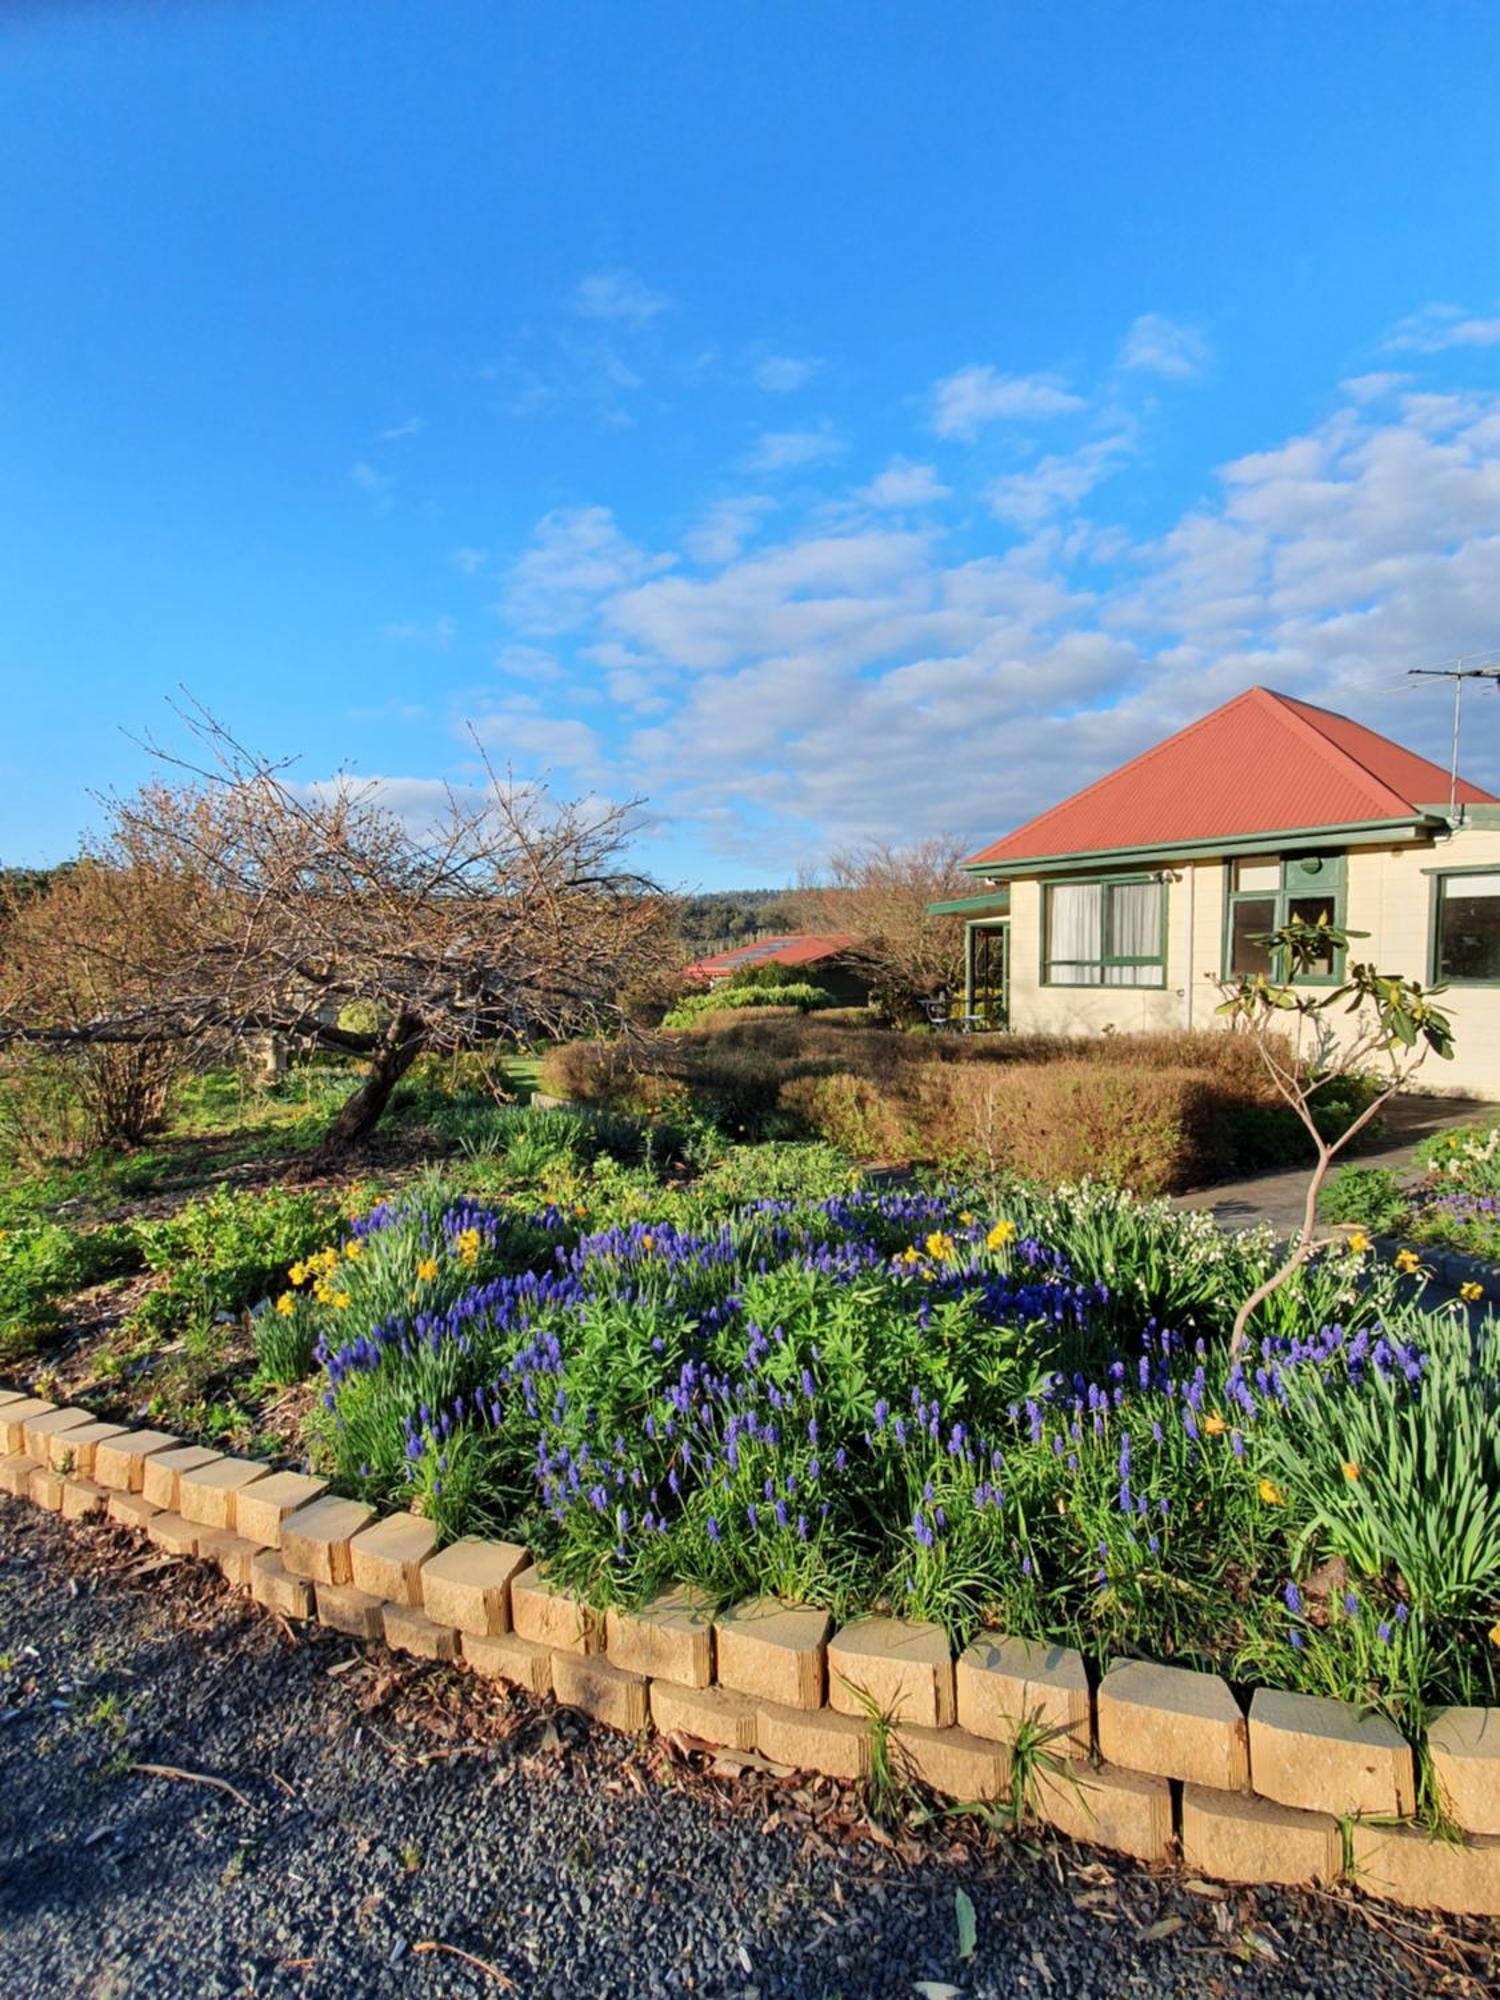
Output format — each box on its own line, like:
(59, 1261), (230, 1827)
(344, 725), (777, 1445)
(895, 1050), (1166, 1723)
(1109, 880), (1162, 962)
(1047, 883), (1103, 981)
(1287, 895), (1337, 975)
(1234, 858), (1280, 893)
(1440, 881), (1500, 981)
(1230, 897), (1276, 975)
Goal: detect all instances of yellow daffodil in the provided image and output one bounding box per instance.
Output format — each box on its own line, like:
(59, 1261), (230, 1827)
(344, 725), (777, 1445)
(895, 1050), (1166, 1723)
(641, 1233), (655, 1252)
(1460, 1280), (1484, 1304)
(344, 1239), (362, 1261)
(1258, 1478), (1284, 1507)
(925, 1231), (955, 1261)
(334, 1292), (352, 1310)
(1342, 1460), (1360, 1483)
(1490, 1622), (1500, 1649)
(958, 1211), (975, 1226)
(416, 1256), (438, 1282)
(275, 1293), (296, 1318)
(1346, 1231), (1371, 1256)
(1202, 1412), (1227, 1436)
(986, 1220), (1017, 1251)
(453, 1227), (481, 1267)
(288, 1261), (308, 1287)
(1394, 1248), (1421, 1274)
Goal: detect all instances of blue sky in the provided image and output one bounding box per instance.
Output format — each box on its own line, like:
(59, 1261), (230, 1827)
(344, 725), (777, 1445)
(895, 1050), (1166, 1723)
(4, 2), (1500, 888)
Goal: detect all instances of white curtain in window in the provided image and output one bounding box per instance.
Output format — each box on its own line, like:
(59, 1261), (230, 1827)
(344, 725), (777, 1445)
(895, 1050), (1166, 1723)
(1049, 882), (1104, 983)
(1104, 880), (1162, 986)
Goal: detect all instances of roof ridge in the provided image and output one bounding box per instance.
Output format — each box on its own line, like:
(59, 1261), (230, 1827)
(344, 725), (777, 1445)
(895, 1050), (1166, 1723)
(1256, 688), (1418, 814)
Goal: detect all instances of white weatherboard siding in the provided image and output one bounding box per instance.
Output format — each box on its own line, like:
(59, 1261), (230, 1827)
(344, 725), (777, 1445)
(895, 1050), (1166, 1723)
(1003, 828), (1500, 1100)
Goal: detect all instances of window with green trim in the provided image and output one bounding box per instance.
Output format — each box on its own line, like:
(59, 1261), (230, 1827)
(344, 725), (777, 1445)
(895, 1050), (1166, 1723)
(1432, 871), (1500, 983)
(1043, 876), (1165, 987)
(1224, 853), (1345, 981)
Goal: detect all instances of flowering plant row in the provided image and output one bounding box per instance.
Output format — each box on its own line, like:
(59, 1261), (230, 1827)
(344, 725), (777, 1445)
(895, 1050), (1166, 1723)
(255, 1172), (1500, 1727)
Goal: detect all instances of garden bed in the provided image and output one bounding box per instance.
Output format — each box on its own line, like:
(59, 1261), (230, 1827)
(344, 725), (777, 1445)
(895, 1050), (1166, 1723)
(233, 1171), (1500, 1750)
(1326, 1116), (1500, 1269)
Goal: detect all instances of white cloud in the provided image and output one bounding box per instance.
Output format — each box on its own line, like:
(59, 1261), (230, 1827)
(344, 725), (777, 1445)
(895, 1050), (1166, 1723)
(382, 616), (456, 647)
(684, 495), (775, 566)
(985, 432), (1135, 529)
(350, 460), (393, 508)
(572, 268), (673, 326)
(1118, 313), (1210, 380)
(754, 354), (819, 393)
(504, 506), (673, 632)
(450, 546), (490, 575)
(479, 373), (1500, 868)
(746, 427), (844, 473)
(379, 417), (424, 441)
(856, 458), (951, 509)
(1385, 302), (1500, 353)
(931, 365), (1084, 440)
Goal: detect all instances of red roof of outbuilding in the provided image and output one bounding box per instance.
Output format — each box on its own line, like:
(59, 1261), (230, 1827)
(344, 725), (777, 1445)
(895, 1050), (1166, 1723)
(964, 686), (1498, 870)
(682, 932), (862, 980)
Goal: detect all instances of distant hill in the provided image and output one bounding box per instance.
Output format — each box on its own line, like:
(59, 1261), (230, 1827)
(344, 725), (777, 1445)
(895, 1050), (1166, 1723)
(675, 888), (804, 955)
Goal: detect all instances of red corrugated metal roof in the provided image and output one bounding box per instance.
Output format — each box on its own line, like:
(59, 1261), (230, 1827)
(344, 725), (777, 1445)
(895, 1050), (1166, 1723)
(964, 686), (1498, 870)
(682, 932), (862, 979)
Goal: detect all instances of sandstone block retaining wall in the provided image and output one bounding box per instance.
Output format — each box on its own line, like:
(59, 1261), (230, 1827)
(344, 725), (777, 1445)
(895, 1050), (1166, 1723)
(3, 1387), (1497, 1918)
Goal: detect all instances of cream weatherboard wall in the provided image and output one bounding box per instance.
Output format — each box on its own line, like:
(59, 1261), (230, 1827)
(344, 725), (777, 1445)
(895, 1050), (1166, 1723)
(1003, 830), (1500, 1100)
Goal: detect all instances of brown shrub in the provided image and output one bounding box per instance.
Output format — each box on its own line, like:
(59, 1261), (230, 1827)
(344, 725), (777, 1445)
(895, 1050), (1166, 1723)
(539, 1040), (682, 1115)
(547, 1011), (1304, 1190)
(912, 1061), (1230, 1195)
(777, 1071), (918, 1160)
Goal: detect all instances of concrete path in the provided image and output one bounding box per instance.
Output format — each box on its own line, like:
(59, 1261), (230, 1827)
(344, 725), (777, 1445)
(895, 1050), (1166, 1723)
(1176, 1092), (1490, 1236)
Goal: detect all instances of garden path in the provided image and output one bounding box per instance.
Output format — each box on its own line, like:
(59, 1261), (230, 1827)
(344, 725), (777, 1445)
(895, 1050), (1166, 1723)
(1175, 1092), (1489, 1238)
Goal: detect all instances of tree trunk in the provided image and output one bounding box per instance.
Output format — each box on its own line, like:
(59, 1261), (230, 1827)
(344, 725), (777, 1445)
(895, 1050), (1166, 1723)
(318, 1013), (427, 1156)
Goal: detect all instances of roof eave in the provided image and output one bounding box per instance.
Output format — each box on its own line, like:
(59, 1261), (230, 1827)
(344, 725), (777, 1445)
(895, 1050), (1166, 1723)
(962, 815), (1438, 880)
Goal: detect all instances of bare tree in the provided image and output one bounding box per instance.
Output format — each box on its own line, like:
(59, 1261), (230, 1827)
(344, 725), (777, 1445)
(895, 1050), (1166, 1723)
(0, 708), (674, 1154)
(800, 837), (970, 1023)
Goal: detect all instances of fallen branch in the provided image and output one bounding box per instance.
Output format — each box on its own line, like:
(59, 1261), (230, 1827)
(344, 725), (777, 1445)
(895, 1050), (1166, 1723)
(412, 1941), (517, 1988)
(129, 1761), (253, 1809)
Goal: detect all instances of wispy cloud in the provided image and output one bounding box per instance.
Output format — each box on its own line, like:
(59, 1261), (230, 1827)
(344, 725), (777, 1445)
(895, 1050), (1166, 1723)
(754, 354), (819, 393)
(1118, 312), (1210, 380)
(985, 431), (1135, 529)
(350, 461), (393, 510)
(450, 546), (490, 575)
(381, 616), (456, 647)
(378, 417), (425, 441)
(746, 426), (844, 472)
(572, 267), (673, 326)
(505, 506), (673, 633)
(1384, 302), (1500, 353)
(931, 365), (1084, 440)
(856, 457), (951, 509)
(684, 494), (775, 566)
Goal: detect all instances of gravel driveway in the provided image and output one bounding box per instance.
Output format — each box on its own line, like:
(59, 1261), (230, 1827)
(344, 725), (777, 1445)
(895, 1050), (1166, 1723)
(1, 1498), (1492, 1999)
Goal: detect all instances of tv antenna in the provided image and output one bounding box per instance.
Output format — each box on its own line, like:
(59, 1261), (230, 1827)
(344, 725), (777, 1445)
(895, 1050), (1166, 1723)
(1407, 653), (1500, 810)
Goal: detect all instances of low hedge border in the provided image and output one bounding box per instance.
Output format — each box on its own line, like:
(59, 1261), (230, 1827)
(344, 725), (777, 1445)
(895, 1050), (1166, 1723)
(3, 1385), (1499, 1917)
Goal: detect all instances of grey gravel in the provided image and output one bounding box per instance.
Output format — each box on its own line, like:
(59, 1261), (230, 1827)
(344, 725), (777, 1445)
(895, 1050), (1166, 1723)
(1, 1497), (1493, 1999)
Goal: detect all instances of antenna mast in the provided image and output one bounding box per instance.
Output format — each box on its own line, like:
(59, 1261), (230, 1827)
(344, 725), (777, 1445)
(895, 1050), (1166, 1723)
(1407, 654), (1500, 811)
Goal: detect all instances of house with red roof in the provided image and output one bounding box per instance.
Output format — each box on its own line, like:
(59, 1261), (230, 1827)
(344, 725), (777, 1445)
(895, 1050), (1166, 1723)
(682, 932), (870, 1002)
(948, 687), (1500, 1095)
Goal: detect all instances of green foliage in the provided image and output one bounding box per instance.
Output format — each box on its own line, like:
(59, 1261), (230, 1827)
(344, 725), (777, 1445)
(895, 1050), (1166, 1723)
(661, 981), (835, 1029)
(1321, 1165), (1408, 1231)
(131, 1183), (343, 1344)
(0, 1219), (140, 1359)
